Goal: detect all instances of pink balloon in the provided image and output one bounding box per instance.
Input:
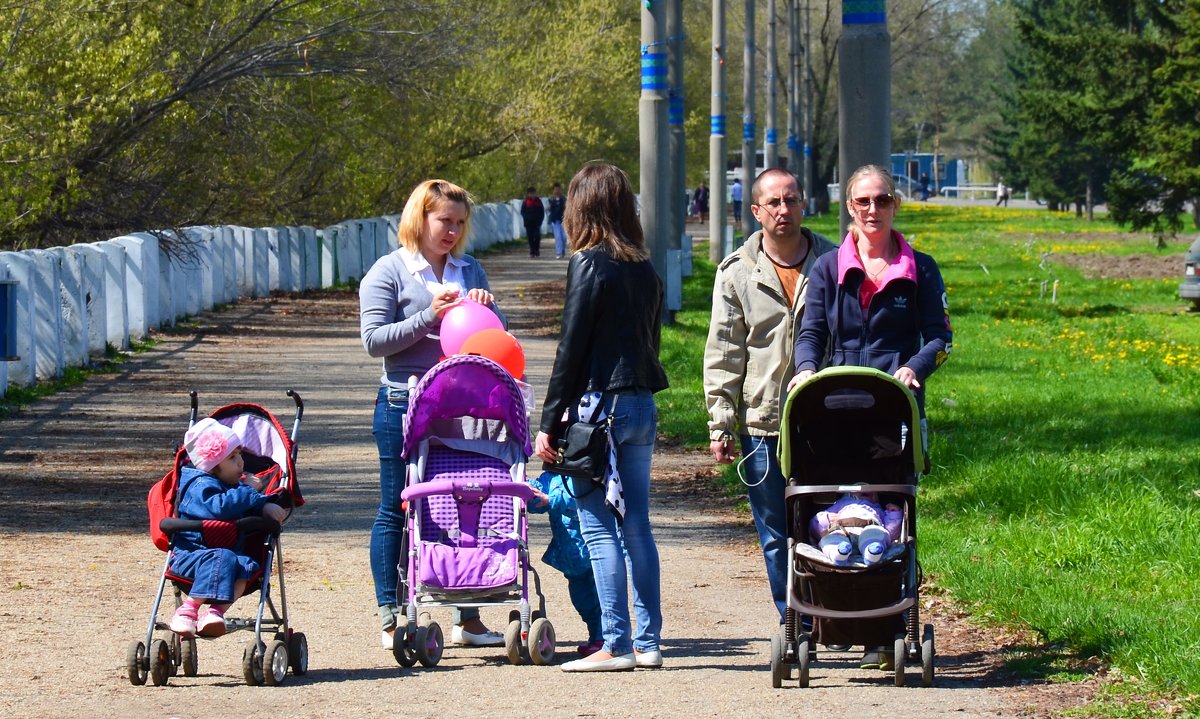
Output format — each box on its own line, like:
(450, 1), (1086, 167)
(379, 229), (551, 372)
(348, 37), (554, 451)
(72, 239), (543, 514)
(439, 299), (503, 356)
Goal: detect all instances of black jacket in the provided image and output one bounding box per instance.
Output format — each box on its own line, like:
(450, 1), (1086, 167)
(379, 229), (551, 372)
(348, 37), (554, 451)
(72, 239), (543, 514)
(521, 196), (545, 229)
(539, 248), (669, 435)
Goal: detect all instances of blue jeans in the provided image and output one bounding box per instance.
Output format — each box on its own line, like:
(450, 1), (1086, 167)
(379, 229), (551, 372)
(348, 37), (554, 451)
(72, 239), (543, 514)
(574, 390), (661, 655)
(566, 572), (603, 643)
(740, 434), (788, 623)
(551, 221), (566, 257)
(371, 385), (478, 630)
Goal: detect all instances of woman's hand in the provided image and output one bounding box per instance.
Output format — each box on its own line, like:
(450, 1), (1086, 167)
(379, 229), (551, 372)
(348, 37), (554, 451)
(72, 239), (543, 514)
(893, 366), (921, 389)
(534, 431), (556, 463)
(465, 288), (495, 306)
(786, 369), (815, 393)
(430, 289), (462, 318)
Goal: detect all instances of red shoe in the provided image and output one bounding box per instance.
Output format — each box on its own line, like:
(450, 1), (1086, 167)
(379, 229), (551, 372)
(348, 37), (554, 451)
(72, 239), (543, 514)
(577, 640), (604, 656)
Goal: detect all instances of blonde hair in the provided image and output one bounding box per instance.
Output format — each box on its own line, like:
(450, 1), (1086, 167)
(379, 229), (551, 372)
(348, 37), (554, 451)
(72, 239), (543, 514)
(845, 164), (898, 203)
(845, 164), (900, 242)
(397, 179), (473, 257)
(563, 162), (647, 263)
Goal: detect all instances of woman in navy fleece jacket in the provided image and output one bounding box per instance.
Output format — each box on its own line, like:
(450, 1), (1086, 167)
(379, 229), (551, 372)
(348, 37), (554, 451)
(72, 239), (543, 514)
(790, 164), (952, 419)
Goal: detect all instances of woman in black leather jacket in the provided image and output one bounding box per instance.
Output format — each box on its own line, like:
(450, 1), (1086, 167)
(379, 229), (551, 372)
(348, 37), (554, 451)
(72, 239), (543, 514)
(535, 162), (669, 672)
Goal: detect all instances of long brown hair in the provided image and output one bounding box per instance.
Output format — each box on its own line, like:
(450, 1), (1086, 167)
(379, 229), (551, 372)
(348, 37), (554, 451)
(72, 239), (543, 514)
(563, 162), (647, 262)
(397, 179), (473, 257)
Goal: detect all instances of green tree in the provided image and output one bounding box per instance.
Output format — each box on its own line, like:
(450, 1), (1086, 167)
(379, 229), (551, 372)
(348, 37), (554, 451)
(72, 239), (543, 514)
(1107, 2), (1200, 239)
(0, 0), (489, 249)
(993, 0), (1159, 218)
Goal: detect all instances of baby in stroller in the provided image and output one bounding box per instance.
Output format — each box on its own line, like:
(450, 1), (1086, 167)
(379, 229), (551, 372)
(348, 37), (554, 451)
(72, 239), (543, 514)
(168, 418), (288, 638)
(809, 492), (902, 566)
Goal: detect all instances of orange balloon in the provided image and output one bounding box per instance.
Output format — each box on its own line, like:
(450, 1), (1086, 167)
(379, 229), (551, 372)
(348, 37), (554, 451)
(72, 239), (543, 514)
(460, 328), (526, 379)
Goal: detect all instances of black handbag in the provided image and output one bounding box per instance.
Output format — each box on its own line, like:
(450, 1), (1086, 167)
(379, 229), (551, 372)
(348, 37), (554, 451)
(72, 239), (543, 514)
(544, 413), (612, 482)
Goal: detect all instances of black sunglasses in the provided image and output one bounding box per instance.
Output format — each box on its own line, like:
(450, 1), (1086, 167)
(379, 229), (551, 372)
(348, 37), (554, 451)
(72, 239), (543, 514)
(850, 194), (895, 209)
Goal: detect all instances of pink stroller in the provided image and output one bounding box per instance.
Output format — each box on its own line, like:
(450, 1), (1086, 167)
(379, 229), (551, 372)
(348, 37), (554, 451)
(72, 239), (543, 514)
(393, 354), (554, 667)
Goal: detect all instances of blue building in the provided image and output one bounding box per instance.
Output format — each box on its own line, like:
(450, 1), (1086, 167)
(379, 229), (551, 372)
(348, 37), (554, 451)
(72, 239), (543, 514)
(889, 152), (965, 198)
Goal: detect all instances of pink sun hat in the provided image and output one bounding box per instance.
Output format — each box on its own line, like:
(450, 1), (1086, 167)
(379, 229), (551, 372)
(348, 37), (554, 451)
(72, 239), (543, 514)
(184, 417), (241, 473)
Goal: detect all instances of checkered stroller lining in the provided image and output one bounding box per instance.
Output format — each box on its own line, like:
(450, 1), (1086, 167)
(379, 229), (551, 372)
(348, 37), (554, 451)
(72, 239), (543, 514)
(404, 445), (532, 592)
(399, 355), (535, 599)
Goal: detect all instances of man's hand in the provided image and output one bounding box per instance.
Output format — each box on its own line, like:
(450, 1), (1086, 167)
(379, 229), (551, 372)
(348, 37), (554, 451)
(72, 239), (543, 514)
(710, 437), (737, 464)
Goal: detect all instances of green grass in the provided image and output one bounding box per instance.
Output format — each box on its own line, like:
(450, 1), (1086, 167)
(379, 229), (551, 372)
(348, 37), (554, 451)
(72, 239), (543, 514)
(658, 204), (1200, 715)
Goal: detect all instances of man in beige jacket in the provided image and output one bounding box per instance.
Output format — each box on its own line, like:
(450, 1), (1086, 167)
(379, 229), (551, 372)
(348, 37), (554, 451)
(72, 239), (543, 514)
(703, 168), (836, 624)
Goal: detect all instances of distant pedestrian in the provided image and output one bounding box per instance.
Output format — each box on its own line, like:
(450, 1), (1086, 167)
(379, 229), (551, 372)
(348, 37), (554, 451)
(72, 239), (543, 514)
(730, 178), (744, 224)
(693, 182), (709, 224)
(995, 180), (1009, 207)
(522, 186), (546, 257)
(548, 183), (567, 259)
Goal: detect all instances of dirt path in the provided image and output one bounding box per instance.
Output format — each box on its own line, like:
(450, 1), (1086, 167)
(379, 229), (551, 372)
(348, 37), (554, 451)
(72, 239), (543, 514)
(0, 240), (1098, 718)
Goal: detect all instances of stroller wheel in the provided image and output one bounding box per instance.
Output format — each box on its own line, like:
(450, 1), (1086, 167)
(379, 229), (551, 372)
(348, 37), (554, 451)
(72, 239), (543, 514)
(921, 624), (935, 688)
(504, 619), (523, 665)
(393, 630), (418, 668)
(242, 642), (265, 686)
(125, 640), (148, 686)
(893, 635), (907, 687)
(263, 639), (289, 686)
(148, 639), (172, 687)
(527, 618), (556, 666)
(414, 622), (443, 668)
(288, 631), (309, 676)
(180, 637), (198, 677)
(769, 633), (785, 688)
(796, 637), (811, 688)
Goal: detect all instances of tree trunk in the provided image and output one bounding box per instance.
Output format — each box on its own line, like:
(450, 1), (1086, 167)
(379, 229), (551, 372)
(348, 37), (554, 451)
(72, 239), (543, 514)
(1085, 174), (1094, 222)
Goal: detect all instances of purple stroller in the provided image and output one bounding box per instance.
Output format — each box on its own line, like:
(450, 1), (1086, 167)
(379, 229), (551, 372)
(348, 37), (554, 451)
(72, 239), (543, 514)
(394, 354), (555, 667)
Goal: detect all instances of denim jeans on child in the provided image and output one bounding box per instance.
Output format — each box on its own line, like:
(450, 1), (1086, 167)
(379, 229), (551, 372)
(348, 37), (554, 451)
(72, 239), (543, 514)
(566, 572), (603, 642)
(740, 434), (788, 623)
(574, 390), (661, 655)
(370, 385), (478, 630)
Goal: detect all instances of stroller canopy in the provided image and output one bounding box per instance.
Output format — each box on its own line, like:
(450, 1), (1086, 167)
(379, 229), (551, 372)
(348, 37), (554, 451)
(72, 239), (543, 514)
(208, 402), (304, 507)
(402, 355), (532, 461)
(779, 367), (923, 481)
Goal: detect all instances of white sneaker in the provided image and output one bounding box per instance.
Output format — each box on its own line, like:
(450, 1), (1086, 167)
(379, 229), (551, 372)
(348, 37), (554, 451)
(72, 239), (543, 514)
(450, 625), (504, 646)
(381, 629), (394, 650)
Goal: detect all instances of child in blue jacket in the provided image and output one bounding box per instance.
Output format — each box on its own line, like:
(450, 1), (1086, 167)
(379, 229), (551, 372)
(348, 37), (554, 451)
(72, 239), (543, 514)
(528, 471), (603, 655)
(169, 418), (287, 638)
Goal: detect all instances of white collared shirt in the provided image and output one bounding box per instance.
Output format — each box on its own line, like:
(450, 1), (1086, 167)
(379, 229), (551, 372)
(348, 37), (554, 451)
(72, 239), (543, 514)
(398, 246), (467, 296)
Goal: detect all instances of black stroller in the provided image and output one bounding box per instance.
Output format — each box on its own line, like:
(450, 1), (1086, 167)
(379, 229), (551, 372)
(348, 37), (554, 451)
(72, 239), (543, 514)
(772, 367), (935, 687)
(127, 390), (307, 687)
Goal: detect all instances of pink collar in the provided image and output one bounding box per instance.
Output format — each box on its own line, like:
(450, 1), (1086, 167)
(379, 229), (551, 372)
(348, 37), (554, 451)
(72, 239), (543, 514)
(836, 230), (918, 287)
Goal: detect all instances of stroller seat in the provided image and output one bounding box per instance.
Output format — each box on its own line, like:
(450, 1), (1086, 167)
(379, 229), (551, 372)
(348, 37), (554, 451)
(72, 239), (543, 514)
(403, 445), (532, 594)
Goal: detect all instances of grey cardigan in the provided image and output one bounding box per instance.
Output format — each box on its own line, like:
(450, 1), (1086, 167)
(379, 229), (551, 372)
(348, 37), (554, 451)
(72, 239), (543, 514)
(359, 250), (505, 386)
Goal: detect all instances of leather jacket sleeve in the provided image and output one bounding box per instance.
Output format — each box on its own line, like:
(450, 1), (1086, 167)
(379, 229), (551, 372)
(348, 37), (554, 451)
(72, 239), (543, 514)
(540, 252), (602, 435)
